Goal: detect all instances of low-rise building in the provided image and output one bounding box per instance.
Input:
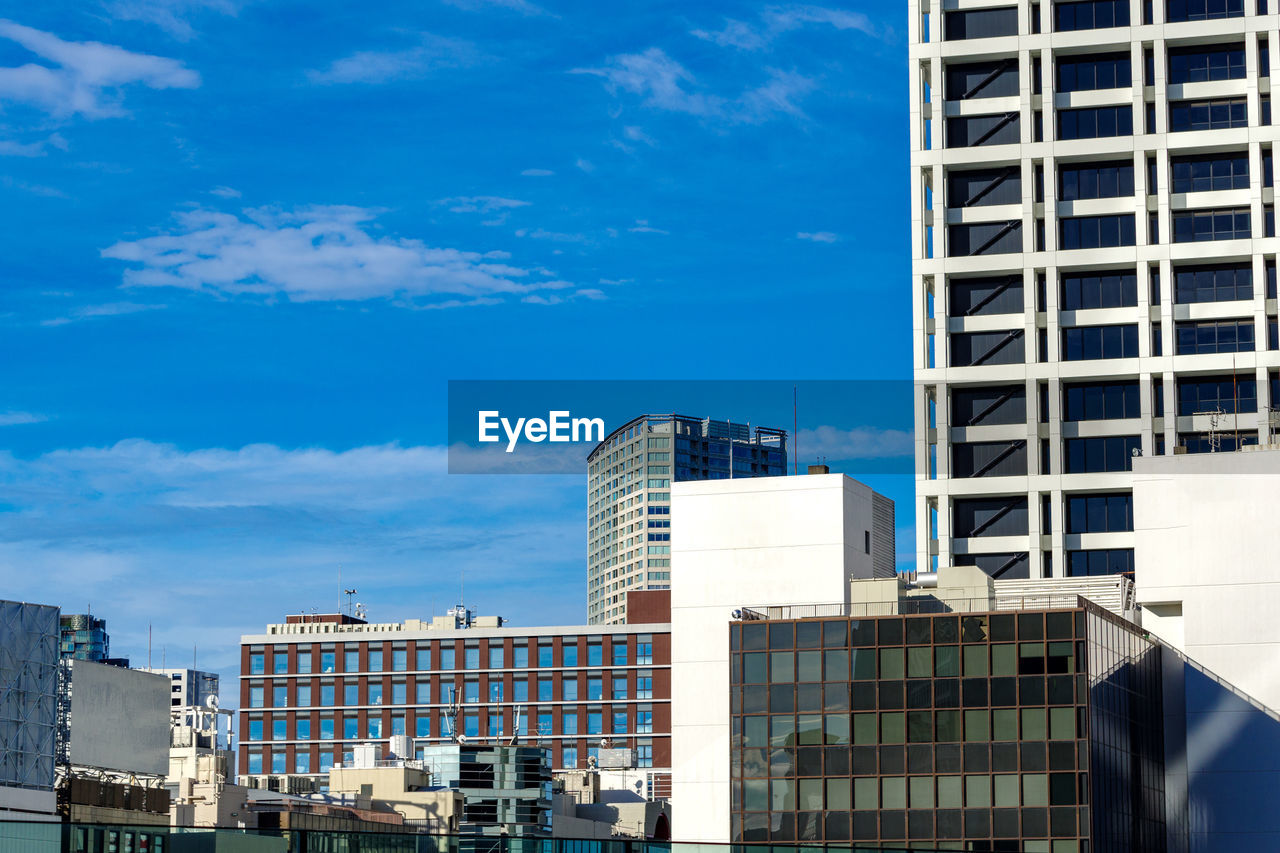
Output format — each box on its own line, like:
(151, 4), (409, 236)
(237, 599), (672, 800)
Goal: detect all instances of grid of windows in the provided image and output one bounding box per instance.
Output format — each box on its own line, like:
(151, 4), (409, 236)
(240, 632), (670, 782)
(1057, 106), (1132, 140)
(730, 610), (1165, 847)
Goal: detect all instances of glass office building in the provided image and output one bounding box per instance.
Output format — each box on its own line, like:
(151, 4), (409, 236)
(728, 601), (1165, 850)
(910, 0), (1280, 581)
(587, 414), (787, 625)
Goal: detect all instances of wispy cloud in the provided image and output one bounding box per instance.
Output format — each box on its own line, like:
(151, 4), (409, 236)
(797, 230), (838, 243)
(693, 4), (880, 51)
(441, 196), (530, 214)
(441, 0), (546, 16)
(0, 411), (47, 427)
(101, 205), (573, 306)
(308, 33), (480, 85)
(573, 48), (720, 117)
(209, 185), (240, 198)
(0, 20), (200, 119)
(0, 439), (586, 681)
(0, 132), (67, 157)
(574, 47), (816, 124)
(41, 301), (166, 327)
(102, 0), (239, 41)
(628, 219), (668, 235)
(795, 425), (914, 461)
(514, 227), (587, 243)
(520, 168), (554, 177)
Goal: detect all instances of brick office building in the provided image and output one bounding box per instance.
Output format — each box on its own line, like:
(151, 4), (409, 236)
(238, 592), (671, 797)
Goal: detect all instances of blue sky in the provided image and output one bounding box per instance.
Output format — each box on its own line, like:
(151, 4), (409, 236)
(0, 1), (910, 687)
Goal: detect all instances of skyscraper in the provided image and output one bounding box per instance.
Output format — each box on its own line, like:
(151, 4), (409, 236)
(586, 415), (787, 625)
(910, 1), (1278, 580)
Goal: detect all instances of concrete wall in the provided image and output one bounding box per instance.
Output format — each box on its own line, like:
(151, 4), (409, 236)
(1133, 450), (1280, 713)
(670, 473), (888, 842)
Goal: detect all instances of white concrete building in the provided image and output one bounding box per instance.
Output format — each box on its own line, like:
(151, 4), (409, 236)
(586, 414), (787, 625)
(911, 0), (1280, 582)
(1133, 446), (1280, 711)
(669, 472), (894, 842)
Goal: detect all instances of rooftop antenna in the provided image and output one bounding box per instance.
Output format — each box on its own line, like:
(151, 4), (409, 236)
(344, 588), (358, 617)
(148, 624), (152, 670)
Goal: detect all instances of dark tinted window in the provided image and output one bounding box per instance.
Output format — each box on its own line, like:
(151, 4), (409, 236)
(1064, 436), (1141, 473)
(952, 386), (1027, 426)
(1055, 0), (1130, 30)
(1061, 270), (1137, 310)
(1173, 263), (1252, 303)
(1169, 97), (1248, 132)
(1066, 494), (1133, 533)
(1058, 105), (1132, 139)
(1175, 319), (1255, 354)
(945, 7), (1020, 39)
(1057, 52), (1131, 91)
(946, 60), (1021, 100)
(1170, 153), (1249, 193)
(1171, 208), (1250, 242)
(1062, 324), (1139, 360)
(1167, 0), (1243, 21)
(952, 441), (1029, 478)
(950, 275), (1024, 316)
(1058, 161), (1133, 200)
(948, 167), (1022, 208)
(1066, 548), (1134, 576)
(1168, 43), (1245, 83)
(1177, 376), (1257, 415)
(948, 113), (1021, 147)
(951, 330), (1026, 367)
(1063, 382), (1140, 421)
(1059, 214), (1136, 249)
(949, 221), (1023, 256)
(953, 497), (1029, 538)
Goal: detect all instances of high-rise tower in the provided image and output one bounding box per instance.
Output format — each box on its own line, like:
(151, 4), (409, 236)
(911, 0), (1279, 579)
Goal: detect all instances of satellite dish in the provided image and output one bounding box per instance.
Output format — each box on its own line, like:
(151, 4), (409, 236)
(206, 695), (219, 710)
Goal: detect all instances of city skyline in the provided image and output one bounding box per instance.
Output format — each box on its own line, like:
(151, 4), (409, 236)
(0, 2), (910, 688)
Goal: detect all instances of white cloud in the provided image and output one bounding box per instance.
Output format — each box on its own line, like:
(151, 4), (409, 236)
(574, 157), (594, 173)
(101, 205), (573, 306)
(308, 34), (480, 85)
(209, 185), (240, 198)
(573, 48), (721, 117)
(441, 0), (546, 15)
(102, 0), (238, 41)
(622, 125), (656, 146)
(575, 48), (815, 124)
(0, 411), (47, 427)
(0, 20), (200, 119)
(41, 301), (166, 326)
(0, 439), (588, 678)
(693, 4), (879, 52)
(797, 230), (838, 243)
(520, 168), (554, 177)
(0, 132), (67, 157)
(442, 196), (530, 214)
(794, 425), (913, 462)
(628, 219), (668, 235)
(514, 227), (587, 243)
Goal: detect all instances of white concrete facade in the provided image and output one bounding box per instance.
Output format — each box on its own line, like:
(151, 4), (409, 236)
(669, 473), (892, 842)
(1133, 446), (1280, 711)
(910, 0), (1280, 580)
